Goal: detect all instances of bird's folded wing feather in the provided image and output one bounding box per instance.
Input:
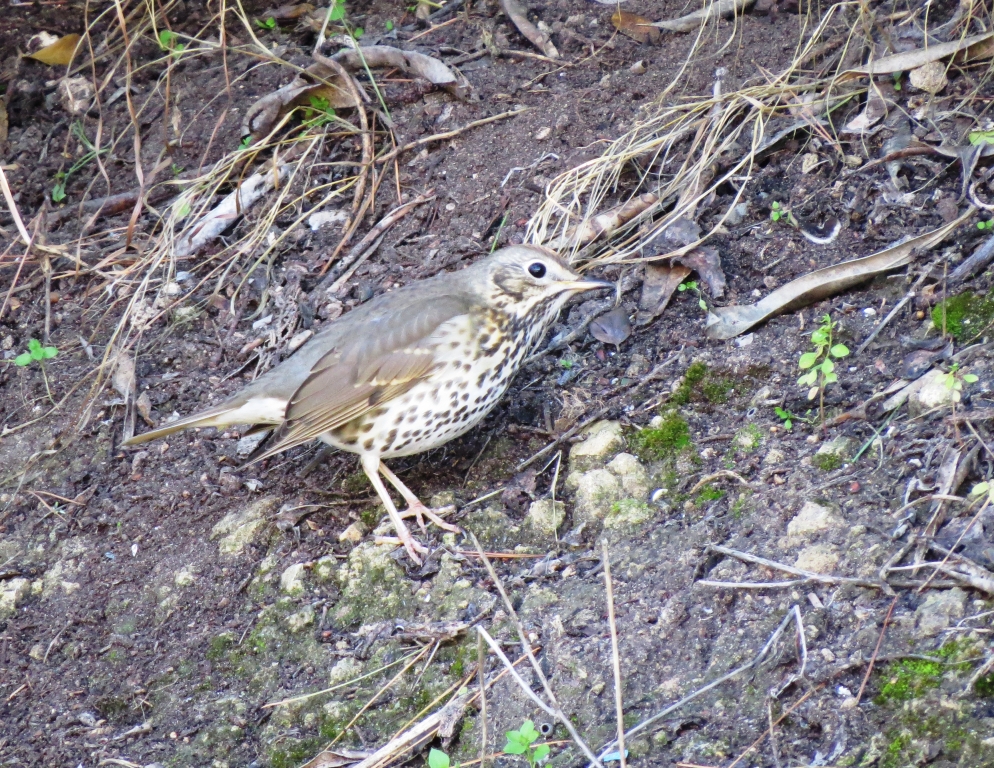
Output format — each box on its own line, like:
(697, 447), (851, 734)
(250, 294), (473, 461)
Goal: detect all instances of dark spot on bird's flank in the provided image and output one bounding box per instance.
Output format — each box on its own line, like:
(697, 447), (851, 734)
(386, 429), (398, 445)
(461, 392), (469, 401)
(363, 439), (374, 451)
(361, 423), (373, 433)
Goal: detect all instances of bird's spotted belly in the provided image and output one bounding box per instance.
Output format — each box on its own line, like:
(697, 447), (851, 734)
(323, 353), (520, 459)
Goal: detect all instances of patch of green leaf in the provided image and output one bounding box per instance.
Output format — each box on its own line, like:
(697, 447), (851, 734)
(14, 338), (58, 367)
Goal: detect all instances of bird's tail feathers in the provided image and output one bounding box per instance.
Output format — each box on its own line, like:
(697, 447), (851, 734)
(122, 405), (242, 446)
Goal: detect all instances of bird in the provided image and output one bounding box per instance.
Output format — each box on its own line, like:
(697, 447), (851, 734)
(124, 244), (613, 563)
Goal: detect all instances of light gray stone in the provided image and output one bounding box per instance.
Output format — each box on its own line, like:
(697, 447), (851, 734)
(569, 420), (625, 470)
(606, 452), (650, 498)
(794, 544), (840, 574)
(787, 501), (843, 539)
(285, 606), (315, 633)
(526, 499), (566, 535)
(569, 468), (623, 525)
(915, 588), (967, 636)
(0, 578), (31, 618)
(603, 499), (654, 530)
(280, 563), (307, 596)
(211, 497), (278, 555)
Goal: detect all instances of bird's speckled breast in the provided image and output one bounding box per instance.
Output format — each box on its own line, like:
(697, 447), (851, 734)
(322, 298), (563, 459)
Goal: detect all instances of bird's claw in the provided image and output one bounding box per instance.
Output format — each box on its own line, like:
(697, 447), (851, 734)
(399, 503), (461, 534)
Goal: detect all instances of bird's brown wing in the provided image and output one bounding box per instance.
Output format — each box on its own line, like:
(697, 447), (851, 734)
(249, 294), (473, 462)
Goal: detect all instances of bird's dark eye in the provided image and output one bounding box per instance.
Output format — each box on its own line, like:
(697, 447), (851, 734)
(528, 262), (547, 278)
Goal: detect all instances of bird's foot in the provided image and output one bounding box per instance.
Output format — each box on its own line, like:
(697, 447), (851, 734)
(399, 503), (461, 534)
(390, 519), (430, 565)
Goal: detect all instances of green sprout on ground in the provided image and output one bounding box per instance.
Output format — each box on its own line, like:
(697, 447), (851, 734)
(797, 313), (849, 426)
(774, 406), (795, 430)
(385, 19), (395, 31)
(157, 29), (185, 58)
(978, 219), (993, 231)
(427, 747), (458, 768)
(892, 71), (903, 91)
(677, 280), (707, 312)
(52, 121), (106, 203)
(968, 129), (994, 146)
(301, 94), (337, 129)
(254, 16), (277, 30)
(239, 135), (253, 150)
(503, 720), (550, 768)
(329, 0), (346, 21)
(14, 338), (58, 402)
(940, 363), (978, 400)
(770, 201), (794, 224)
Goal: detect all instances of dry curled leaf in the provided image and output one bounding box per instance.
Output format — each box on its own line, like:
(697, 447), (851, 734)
(611, 10), (660, 45)
(545, 192), (658, 249)
(636, 263), (692, 326)
(706, 210), (973, 339)
(589, 306), (632, 347)
(25, 33), (81, 66)
(500, 0), (559, 58)
(332, 46), (474, 101)
(674, 246), (725, 298)
(652, 0), (755, 33)
(243, 61), (359, 138)
(263, 2), (315, 19)
(839, 31), (994, 80)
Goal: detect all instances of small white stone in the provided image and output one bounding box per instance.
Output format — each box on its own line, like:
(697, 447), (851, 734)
(787, 501), (843, 538)
(280, 563), (307, 596)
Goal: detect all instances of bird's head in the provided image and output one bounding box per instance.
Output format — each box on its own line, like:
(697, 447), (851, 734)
(481, 245), (613, 318)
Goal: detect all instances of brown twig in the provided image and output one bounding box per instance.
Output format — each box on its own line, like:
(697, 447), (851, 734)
(854, 596), (898, 705)
(602, 542), (626, 768)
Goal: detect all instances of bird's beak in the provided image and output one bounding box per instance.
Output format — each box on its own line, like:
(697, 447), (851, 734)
(560, 277), (615, 292)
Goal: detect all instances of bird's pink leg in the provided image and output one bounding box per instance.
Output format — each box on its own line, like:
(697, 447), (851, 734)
(378, 462), (461, 534)
(360, 454), (427, 564)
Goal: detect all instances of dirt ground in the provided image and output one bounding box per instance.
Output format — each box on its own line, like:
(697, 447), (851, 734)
(3, 1), (994, 767)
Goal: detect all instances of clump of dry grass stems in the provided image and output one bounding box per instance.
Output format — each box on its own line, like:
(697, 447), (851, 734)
(527, 0), (994, 268)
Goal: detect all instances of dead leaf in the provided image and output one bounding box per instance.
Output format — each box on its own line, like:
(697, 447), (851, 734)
(842, 82), (892, 134)
(263, 2), (315, 19)
(705, 210), (973, 339)
(651, 0), (755, 33)
(500, 0), (559, 58)
(332, 46), (474, 101)
(674, 246), (725, 298)
(611, 10), (660, 45)
(25, 33), (81, 66)
(112, 349), (136, 402)
(546, 192), (658, 249)
(589, 307), (632, 347)
(243, 62), (359, 138)
(136, 391), (154, 426)
(839, 32), (994, 81)
(636, 263), (691, 326)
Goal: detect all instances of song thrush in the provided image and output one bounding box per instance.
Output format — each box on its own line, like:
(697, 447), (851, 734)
(124, 245), (612, 562)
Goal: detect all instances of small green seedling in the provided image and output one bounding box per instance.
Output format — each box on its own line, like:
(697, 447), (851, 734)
(52, 121), (107, 203)
(678, 280), (708, 312)
(385, 19), (395, 31)
(503, 720), (550, 768)
(14, 338), (58, 402)
(301, 94), (337, 129)
(427, 748), (457, 768)
(770, 200), (794, 224)
(351, 26), (364, 38)
(14, 338), (57, 367)
(329, 0), (347, 21)
(157, 29), (185, 57)
(559, 358), (574, 370)
(239, 135), (253, 150)
(798, 313), (849, 425)
(774, 406), (795, 430)
(970, 130), (994, 146)
(970, 480), (994, 505)
(940, 362), (978, 403)
(255, 16), (277, 29)
(978, 219), (994, 231)
(170, 163), (184, 177)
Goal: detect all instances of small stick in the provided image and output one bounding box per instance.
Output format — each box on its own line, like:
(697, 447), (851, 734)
(602, 542), (626, 768)
(478, 632), (488, 768)
(854, 596), (898, 705)
(688, 470), (752, 495)
(375, 108), (528, 167)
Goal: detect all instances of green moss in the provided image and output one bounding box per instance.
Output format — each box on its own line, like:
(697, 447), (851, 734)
(630, 412), (691, 461)
(975, 672), (994, 698)
(671, 361), (709, 405)
(207, 632), (235, 662)
(874, 658), (943, 704)
(342, 471), (371, 496)
(880, 732), (911, 768)
(812, 452), (843, 471)
(733, 424), (763, 455)
(932, 291), (994, 341)
(695, 484), (725, 505)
